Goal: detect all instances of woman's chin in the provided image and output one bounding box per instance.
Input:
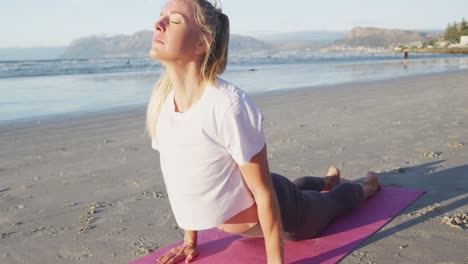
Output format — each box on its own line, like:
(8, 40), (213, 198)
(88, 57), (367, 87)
(148, 48), (162, 60)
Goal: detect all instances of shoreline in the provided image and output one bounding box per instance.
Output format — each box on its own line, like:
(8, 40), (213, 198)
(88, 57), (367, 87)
(409, 48), (468, 54)
(2, 68), (468, 129)
(0, 70), (467, 264)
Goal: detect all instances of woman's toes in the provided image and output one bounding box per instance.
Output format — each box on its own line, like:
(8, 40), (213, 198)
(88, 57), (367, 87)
(327, 166), (340, 177)
(365, 171), (381, 191)
(324, 166), (341, 190)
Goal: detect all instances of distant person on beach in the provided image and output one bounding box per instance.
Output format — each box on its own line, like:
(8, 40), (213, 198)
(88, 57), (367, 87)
(403, 51), (408, 69)
(146, 0), (381, 263)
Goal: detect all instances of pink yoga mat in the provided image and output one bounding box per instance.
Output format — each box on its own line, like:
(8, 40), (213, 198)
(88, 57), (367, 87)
(130, 187), (424, 264)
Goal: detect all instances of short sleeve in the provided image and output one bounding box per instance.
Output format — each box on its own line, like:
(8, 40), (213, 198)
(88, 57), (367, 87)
(220, 97), (266, 165)
(151, 136), (159, 151)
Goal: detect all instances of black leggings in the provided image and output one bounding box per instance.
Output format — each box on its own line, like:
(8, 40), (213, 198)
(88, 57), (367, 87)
(241, 173), (364, 241)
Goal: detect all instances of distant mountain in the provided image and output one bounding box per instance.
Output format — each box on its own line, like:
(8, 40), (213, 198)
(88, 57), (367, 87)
(255, 31), (347, 54)
(335, 27), (435, 48)
(229, 34), (271, 51)
(61, 30), (153, 59)
(61, 27), (438, 59)
(61, 30), (271, 59)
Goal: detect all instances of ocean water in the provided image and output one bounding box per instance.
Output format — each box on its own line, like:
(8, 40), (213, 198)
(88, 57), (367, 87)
(1, 53), (467, 123)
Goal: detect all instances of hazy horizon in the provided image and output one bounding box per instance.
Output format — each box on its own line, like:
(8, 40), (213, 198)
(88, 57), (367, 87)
(1, 0), (466, 49)
(0, 28), (445, 50)
(0, 27), (445, 61)
(0, 30), (345, 60)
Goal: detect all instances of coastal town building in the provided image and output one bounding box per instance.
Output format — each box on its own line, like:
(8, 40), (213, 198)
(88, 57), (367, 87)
(460, 36), (468, 46)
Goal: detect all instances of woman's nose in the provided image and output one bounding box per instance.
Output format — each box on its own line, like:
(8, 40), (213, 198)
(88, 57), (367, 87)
(154, 18), (165, 32)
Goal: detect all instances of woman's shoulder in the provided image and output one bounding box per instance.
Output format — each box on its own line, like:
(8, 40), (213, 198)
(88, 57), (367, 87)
(208, 78), (250, 108)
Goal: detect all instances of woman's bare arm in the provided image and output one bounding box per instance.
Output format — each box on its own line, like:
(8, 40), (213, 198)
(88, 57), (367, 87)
(238, 145), (284, 264)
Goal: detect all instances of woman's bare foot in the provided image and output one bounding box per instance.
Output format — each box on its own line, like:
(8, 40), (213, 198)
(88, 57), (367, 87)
(361, 172), (381, 199)
(323, 166), (341, 190)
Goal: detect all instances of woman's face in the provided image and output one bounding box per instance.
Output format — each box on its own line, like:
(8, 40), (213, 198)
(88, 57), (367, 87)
(149, 0), (204, 63)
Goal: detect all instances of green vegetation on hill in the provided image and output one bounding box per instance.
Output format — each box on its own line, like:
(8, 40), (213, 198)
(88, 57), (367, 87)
(409, 18), (468, 53)
(443, 18), (468, 43)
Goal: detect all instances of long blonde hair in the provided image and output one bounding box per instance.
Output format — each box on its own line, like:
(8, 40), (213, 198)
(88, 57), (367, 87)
(145, 0), (230, 137)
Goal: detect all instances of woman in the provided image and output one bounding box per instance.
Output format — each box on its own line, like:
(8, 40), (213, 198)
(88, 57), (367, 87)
(146, 1), (381, 263)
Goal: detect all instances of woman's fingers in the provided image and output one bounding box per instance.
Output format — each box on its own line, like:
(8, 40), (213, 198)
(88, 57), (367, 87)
(184, 248), (198, 263)
(156, 248), (184, 264)
(157, 251), (172, 264)
(156, 245), (198, 264)
(162, 253), (179, 264)
(185, 252), (194, 263)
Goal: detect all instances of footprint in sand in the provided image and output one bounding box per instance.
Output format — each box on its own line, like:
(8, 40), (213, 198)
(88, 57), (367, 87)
(140, 191), (167, 199)
(105, 227), (127, 236)
(1, 231), (17, 239)
(440, 213), (467, 230)
(351, 250), (376, 263)
(78, 201), (110, 234)
(445, 141), (464, 148)
(58, 248), (92, 261)
(423, 152), (442, 158)
(29, 226), (48, 236)
(404, 203), (442, 217)
(132, 235), (158, 256)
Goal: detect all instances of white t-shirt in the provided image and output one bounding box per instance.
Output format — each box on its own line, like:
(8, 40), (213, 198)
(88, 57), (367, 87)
(152, 78), (266, 230)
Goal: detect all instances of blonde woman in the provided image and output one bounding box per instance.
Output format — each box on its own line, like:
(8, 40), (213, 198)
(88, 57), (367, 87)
(146, 1), (381, 263)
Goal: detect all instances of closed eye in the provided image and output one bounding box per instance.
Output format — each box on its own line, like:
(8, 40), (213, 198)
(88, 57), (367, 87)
(159, 11), (184, 25)
(169, 13), (184, 25)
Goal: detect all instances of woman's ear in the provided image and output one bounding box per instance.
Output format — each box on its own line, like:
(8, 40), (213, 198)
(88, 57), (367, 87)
(194, 35), (212, 55)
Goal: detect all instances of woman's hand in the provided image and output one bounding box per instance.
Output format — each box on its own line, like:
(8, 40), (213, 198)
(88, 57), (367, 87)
(156, 241), (198, 264)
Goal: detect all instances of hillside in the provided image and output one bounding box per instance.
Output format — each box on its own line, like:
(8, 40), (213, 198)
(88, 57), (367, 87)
(60, 27), (441, 58)
(336, 27), (435, 48)
(61, 30), (270, 59)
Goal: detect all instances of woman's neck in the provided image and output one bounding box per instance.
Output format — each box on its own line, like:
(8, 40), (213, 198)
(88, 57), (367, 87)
(165, 61), (205, 113)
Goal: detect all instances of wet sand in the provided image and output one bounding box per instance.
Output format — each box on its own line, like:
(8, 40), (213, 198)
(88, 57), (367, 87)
(0, 70), (467, 263)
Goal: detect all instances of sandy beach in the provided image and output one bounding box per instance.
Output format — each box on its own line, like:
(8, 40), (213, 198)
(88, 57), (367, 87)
(1, 70), (467, 263)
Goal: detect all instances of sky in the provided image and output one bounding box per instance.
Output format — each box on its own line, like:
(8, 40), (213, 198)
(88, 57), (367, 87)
(0, 0), (467, 48)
